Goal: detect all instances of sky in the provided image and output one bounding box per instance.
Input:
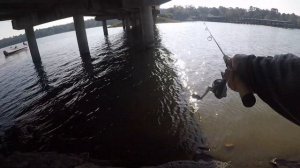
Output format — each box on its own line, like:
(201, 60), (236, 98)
(0, 17), (91, 40)
(1, 0), (300, 39)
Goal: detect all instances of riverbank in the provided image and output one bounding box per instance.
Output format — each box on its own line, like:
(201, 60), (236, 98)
(157, 16), (299, 29)
(202, 18), (297, 29)
(160, 6), (300, 29)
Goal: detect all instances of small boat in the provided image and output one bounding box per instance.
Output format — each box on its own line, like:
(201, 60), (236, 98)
(3, 46), (27, 57)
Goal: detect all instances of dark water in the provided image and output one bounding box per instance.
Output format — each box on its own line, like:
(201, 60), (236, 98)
(0, 27), (204, 166)
(1, 22), (300, 167)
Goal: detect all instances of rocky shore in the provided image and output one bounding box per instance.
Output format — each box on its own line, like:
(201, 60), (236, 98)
(0, 152), (230, 168)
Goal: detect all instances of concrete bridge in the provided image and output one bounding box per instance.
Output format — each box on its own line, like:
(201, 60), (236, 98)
(0, 0), (170, 63)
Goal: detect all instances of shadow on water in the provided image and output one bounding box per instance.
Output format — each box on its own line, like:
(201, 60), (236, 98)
(81, 53), (94, 79)
(2, 29), (206, 166)
(33, 60), (50, 91)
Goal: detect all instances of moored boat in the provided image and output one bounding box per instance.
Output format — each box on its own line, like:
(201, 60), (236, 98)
(3, 46), (27, 57)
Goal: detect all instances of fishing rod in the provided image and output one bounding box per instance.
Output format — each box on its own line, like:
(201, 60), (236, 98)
(204, 23), (226, 57)
(192, 22), (256, 107)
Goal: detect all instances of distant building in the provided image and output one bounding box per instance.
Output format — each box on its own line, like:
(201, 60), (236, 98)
(240, 18), (295, 28)
(206, 14), (226, 22)
(271, 8), (279, 14)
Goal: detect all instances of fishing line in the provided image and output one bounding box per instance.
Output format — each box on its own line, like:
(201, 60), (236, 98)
(192, 22), (256, 108)
(203, 22), (226, 57)
(203, 22), (232, 70)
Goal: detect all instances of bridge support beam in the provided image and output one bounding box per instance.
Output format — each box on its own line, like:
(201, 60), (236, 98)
(139, 6), (154, 46)
(25, 26), (41, 63)
(102, 20), (108, 36)
(73, 15), (90, 56)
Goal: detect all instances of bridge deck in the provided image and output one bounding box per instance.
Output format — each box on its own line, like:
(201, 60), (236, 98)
(0, 0), (169, 29)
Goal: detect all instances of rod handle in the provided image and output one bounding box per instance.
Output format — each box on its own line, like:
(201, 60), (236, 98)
(236, 78), (256, 108)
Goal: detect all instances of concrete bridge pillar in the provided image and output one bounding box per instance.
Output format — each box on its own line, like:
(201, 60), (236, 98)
(25, 26), (41, 63)
(153, 6), (160, 24)
(139, 6), (154, 46)
(125, 18), (131, 31)
(130, 13), (140, 30)
(122, 19), (126, 30)
(73, 15), (90, 56)
(102, 20), (108, 36)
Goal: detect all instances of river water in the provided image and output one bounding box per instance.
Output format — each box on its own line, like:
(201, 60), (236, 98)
(0, 21), (300, 167)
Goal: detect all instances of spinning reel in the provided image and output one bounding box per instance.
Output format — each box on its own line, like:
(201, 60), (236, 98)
(192, 70), (256, 107)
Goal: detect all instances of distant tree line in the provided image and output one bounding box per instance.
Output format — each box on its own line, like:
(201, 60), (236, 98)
(160, 6), (300, 27)
(2, 6), (300, 48)
(0, 19), (119, 49)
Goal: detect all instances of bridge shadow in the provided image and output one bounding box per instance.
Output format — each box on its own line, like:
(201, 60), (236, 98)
(80, 53), (94, 79)
(32, 60), (50, 91)
(2, 28), (208, 167)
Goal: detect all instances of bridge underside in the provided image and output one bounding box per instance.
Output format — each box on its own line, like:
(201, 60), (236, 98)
(0, 0), (170, 62)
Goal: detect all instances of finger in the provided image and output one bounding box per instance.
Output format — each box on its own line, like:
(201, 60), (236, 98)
(224, 69), (230, 81)
(224, 56), (232, 68)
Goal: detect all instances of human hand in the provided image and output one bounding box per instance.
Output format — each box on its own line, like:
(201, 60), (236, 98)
(223, 55), (245, 93)
(224, 54), (256, 107)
